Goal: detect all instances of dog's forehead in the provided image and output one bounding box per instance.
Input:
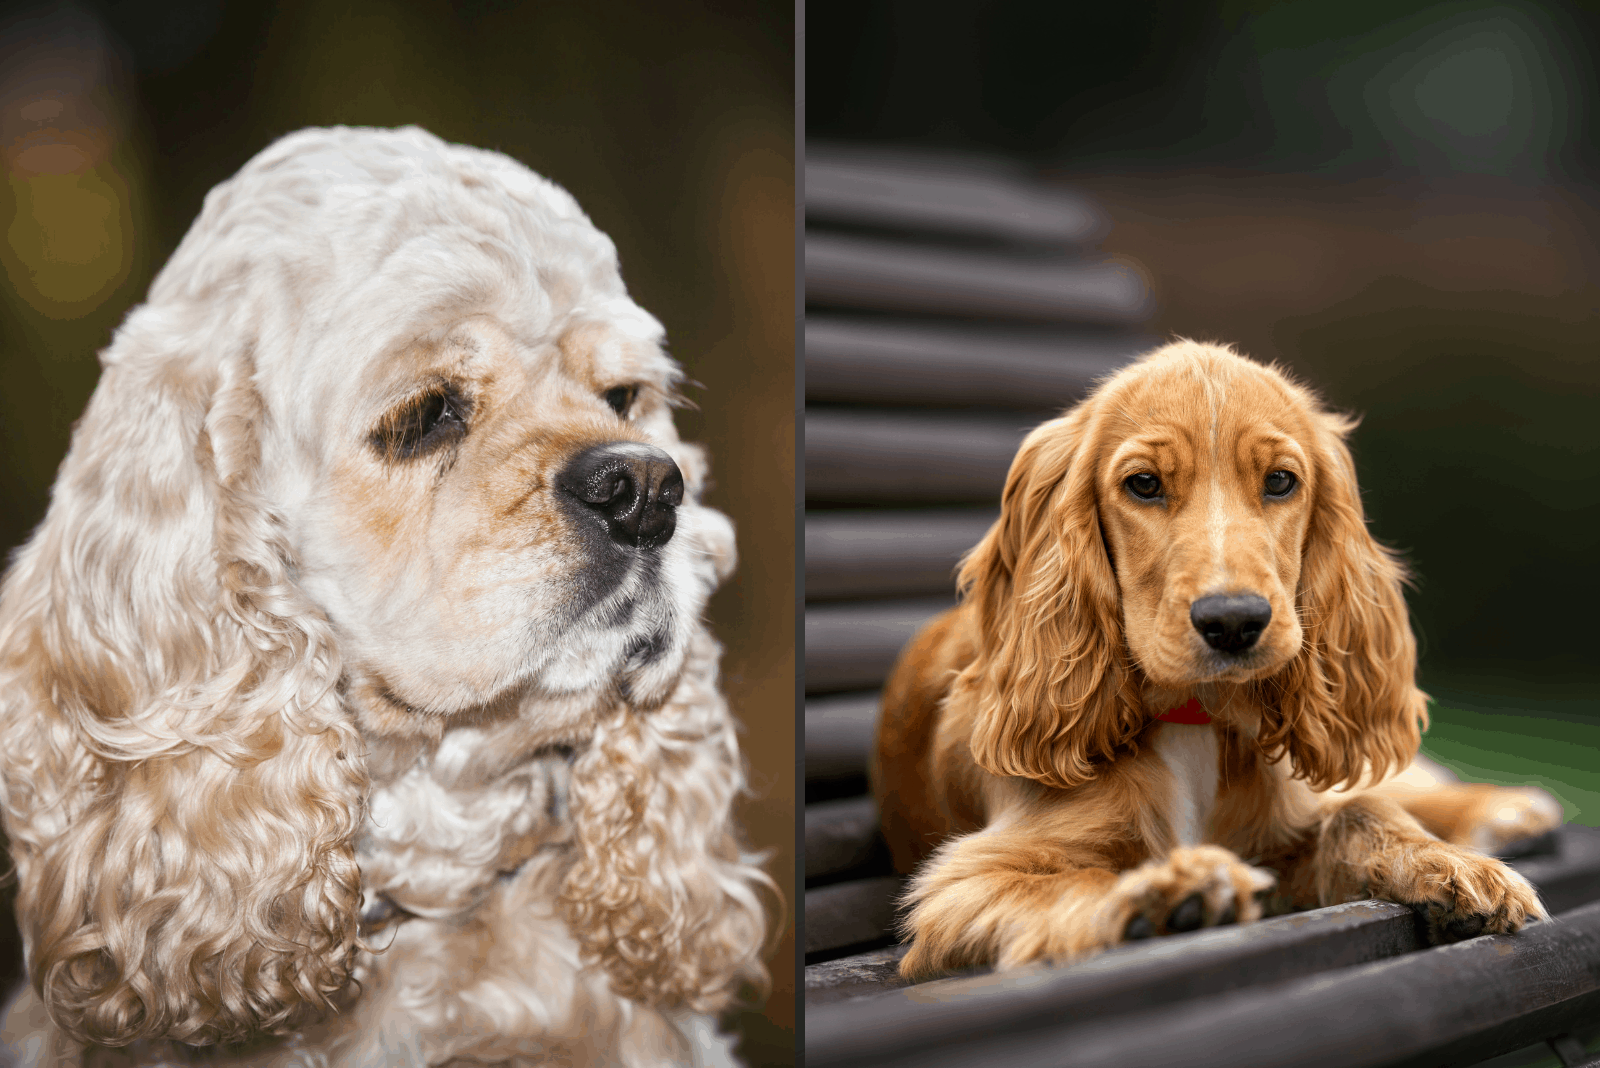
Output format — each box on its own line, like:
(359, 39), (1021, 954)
(158, 128), (623, 318)
(267, 286), (668, 426)
(556, 312), (675, 382)
(289, 308), (673, 424)
(212, 130), (672, 409)
(1096, 347), (1312, 461)
(1115, 351), (1298, 418)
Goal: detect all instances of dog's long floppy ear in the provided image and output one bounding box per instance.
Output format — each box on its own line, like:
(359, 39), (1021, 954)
(559, 628), (772, 1013)
(954, 402), (1145, 790)
(0, 312), (367, 1047)
(1256, 410), (1426, 790)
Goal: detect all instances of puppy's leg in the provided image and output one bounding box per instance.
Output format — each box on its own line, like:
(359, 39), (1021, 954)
(898, 824), (1274, 979)
(1308, 793), (1545, 943)
(1373, 755), (1563, 855)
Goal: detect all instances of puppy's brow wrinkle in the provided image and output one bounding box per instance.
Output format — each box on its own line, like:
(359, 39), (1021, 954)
(499, 478), (546, 518)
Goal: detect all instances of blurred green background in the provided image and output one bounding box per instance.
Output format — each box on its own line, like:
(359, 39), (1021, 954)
(809, 0), (1600, 826)
(0, 0), (794, 1060)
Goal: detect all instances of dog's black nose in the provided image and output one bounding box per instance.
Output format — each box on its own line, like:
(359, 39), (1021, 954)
(1190, 594), (1272, 654)
(558, 443), (683, 549)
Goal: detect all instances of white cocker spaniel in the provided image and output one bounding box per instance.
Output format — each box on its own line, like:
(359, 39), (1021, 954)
(0, 126), (771, 1067)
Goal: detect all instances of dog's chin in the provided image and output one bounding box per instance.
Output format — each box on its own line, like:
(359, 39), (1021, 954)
(347, 660), (686, 747)
(351, 622), (690, 734)
(529, 633), (688, 709)
(616, 647), (688, 710)
(1139, 642), (1298, 689)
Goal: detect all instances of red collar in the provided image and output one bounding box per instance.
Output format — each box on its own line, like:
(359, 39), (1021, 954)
(1156, 697), (1212, 725)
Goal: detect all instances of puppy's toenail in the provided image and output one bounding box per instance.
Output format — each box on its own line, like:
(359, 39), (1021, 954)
(1169, 893), (1204, 932)
(1125, 915), (1155, 940)
(1217, 903), (1237, 925)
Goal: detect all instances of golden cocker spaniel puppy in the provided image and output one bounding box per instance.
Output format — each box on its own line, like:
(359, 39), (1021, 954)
(874, 341), (1560, 980)
(0, 127), (770, 1066)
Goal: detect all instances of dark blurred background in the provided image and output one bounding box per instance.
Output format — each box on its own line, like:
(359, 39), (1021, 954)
(0, 1), (794, 1061)
(808, 0), (1600, 822)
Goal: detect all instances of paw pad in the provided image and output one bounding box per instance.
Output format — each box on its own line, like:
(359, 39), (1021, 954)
(1168, 892), (1205, 933)
(1411, 900), (1494, 944)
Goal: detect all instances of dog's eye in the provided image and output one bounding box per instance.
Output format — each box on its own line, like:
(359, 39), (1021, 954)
(1264, 470), (1298, 498)
(372, 388), (469, 460)
(1125, 473), (1163, 500)
(604, 385), (638, 417)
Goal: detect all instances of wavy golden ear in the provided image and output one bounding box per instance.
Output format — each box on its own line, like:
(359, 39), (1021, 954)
(954, 404), (1144, 790)
(1257, 410), (1426, 790)
(559, 630), (772, 1013)
(0, 322), (366, 1047)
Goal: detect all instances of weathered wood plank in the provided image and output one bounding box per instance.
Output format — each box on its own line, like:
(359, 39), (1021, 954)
(805, 410), (1033, 505)
(805, 876), (907, 957)
(804, 509), (992, 601)
(805, 692), (880, 787)
(804, 597), (950, 694)
(806, 144), (1105, 246)
(806, 232), (1152, 323)
(806, 795), (888, 884)
(805, 316), (1144, 409)
(808, 895), (1600, 1068)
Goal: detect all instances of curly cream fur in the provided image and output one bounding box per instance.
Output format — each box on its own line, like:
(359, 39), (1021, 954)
(1, 126), (769, 1067)
(561, 632), (769, 1013)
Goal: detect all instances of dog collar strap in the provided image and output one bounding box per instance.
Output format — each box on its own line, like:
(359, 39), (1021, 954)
(1157, 698), (1211, 725)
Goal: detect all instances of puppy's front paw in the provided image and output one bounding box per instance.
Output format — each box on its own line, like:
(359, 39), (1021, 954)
(1107, 846), (1277, 943)
(988, 848), (1274, 972)
(1384, 842), (1546, 943)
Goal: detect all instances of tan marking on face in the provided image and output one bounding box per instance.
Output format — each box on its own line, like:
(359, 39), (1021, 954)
(330, 321), (648, 575)
(556, 321), (614, 396)
(557, 321), (668, 397)
(300, 310), (698, 722)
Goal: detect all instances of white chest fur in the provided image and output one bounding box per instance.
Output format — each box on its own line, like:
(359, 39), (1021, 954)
(1150, 723), (1220, 847)
(358, 734), (573, 916)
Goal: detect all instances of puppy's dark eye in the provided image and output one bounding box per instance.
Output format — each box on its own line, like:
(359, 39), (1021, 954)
(604, 385), (638, 417)
(1264, 470), (1297, 498)
(1125, 473), (1163, 500)
(372, 388), (469, 460)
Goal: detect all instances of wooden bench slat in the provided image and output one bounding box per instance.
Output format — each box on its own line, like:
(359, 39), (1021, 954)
(806, 796), (888, 884)
(805, 945), (913, 1004)
(805, 315), (1145, 409)
(805, 144), (1106, 246)
(804, 509), (992, 601)
(806, 231), (1152, 324)
(807, 891), (1600, 1068)
(809, 898), (1418, 1016)
(803, 598), (951, 695)
(805, 692), (881, 787)
(806, 831), (1600, 1004)
(805, 876), (907, 957)
(805, 409), (1035, 505)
